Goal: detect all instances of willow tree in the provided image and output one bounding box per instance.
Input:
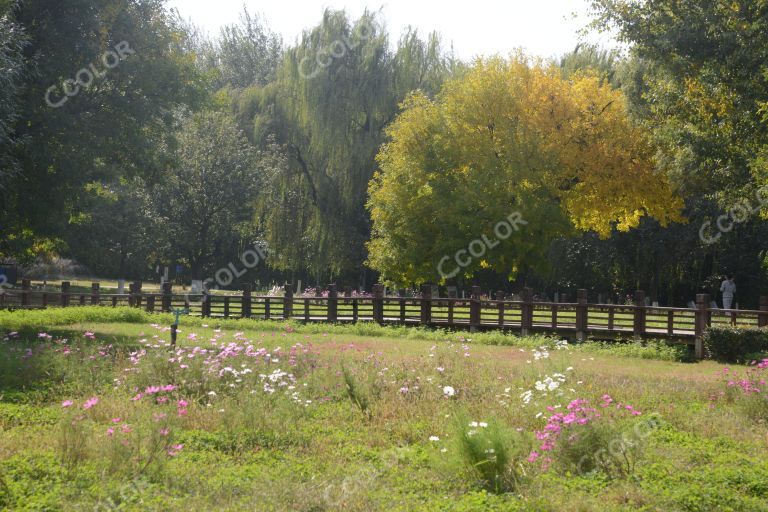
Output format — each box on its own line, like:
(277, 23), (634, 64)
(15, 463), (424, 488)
(367, 56), (685, 286)
(237, 10), (454, 284)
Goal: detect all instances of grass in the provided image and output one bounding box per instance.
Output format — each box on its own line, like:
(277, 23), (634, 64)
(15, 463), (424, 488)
(1, 308), (767, 510)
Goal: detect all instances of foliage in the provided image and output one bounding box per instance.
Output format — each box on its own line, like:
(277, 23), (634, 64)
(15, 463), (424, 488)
(157, 111), (264, 279)
(590, 0), (768, 225)
(65, 177), (165, 279)
(234, 10), (456, 282)
(368, 55), (684, 285)
(3, 0), (207, 260)
(703, 326), (768, 363)
(452, 416), (529, 493)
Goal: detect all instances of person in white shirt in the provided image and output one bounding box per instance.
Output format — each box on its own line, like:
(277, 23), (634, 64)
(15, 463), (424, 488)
(720, 276), (736, 310)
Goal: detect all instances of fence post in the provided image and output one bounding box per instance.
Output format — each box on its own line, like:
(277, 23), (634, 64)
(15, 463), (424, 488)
(242, 283), (252, 319)
(420, 284), (432, 326)
(162, 282), (172, 313)
(373, 284), (384, 325)
(327, 284), (338, 322)
(61, 281), (71, 307)
(470, 286), (481, 333)
(633, 290), (646, 341)
(201, 287), (211, 318)
(284, 284), (293, 319)
(146, 294), (155, 313)
(521, 287), (534, 336)
(496, 291), (506, 328)
(132, 281), (143, 309)
(695, 293), (710, 359)
(576, 289), (588, 342)
(91, 283), (100, 306)
(759, 296), (768, 328)
(20, 278), (30, 307)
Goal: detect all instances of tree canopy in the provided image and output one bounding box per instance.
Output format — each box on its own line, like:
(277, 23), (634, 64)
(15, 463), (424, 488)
(367, 56), (684, 285)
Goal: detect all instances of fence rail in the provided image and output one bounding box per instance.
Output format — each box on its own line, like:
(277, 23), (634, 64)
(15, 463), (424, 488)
(2, 281), (767, 358)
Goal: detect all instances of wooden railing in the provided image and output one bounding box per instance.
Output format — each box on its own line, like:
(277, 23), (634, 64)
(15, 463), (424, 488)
(2, 281), (767, 358)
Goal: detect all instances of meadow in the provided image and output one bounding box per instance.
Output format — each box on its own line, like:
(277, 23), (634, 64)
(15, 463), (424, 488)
(0, 308), (766, 511)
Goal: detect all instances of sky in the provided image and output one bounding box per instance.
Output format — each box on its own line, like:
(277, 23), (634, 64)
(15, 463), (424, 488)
(166, 0), (613, 61)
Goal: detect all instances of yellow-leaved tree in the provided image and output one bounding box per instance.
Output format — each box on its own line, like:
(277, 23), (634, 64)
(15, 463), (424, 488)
(367, 55), (684, 285)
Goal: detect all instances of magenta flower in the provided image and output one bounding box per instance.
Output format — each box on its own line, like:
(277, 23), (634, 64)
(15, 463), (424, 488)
(167, 444), (184, 457)
(82, 397), (99, 410)
(61, 400), (73, 408)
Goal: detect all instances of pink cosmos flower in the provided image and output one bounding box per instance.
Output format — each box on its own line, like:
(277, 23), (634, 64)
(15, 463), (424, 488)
(62, 400), (73, 408)
(111, 418), (122, 423)
(131, 393), (143, 401)
(83, 397), (99, 410)
(167, 444), (184, 457)
(106, 427), (115, 437)
(159, 428), (170, 436)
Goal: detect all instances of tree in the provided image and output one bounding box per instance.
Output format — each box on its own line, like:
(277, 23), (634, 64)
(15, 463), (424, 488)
(584, 0), (768, 304)
(590, 0), (768, 200)
(367, 56), (684, 286)
(0, 13), (27, 257)
(4, 0), (206, 259)
(234, 10), (455, 284)
(215, 8), (282, 89)
(158, 111), (263, 279)
(65, 178), (164, 279)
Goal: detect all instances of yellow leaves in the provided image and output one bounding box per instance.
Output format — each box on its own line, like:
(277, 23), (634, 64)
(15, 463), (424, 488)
(368, 53), (685, 283)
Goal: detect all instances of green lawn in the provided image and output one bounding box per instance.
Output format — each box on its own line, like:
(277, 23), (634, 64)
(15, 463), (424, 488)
(1, 308), (767, 511)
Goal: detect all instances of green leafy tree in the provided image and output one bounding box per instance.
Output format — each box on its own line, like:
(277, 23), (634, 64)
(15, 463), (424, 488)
(367, 56), (684, 286)
(66, 178), (164, 279)
(234, 10), (455, 284)
(158, 111), (264, 279)
(5, 0), (206, 259)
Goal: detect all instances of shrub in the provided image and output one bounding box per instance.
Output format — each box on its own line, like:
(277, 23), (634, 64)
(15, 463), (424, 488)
(452, 417), (530, 494)
(554, 419), (648, 479)
(703, 326), (768, 363)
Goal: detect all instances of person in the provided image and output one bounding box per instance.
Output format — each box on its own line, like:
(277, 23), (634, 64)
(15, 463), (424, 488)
(720, 276), (736, 310)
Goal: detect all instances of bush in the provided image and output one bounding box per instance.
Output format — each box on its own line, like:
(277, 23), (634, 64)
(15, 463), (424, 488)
(452, 416), (530, 494)
(703, 326), (768, 363)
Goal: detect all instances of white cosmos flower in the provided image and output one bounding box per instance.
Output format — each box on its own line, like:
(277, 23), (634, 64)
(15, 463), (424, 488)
(443, 386), (456, 397)
(429, 436), (440, 442)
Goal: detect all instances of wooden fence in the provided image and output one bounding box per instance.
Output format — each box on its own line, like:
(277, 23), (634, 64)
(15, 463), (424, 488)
(2, 281), (767, 358)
